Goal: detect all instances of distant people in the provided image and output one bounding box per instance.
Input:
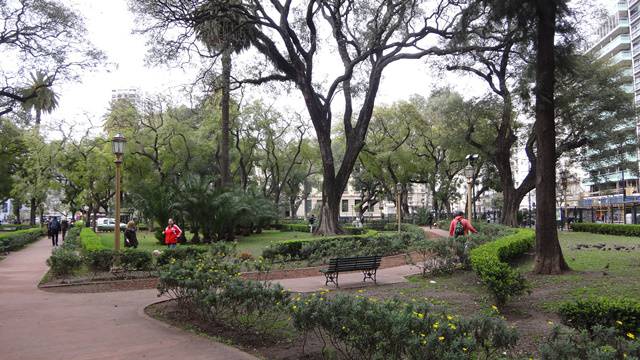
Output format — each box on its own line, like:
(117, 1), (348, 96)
(60, 218), (69, 241)
(124, 221), (139, 249)
(308, 214), (316, 233)
(426, 214), (434, 229)
(48, 217), (61, 247)
(163, 218), (182, 249)
(449, 211), (478, 238)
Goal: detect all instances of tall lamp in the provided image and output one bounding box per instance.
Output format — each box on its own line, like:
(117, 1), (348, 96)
(396, 183), (402, 232)
(112, 133), (126, 251)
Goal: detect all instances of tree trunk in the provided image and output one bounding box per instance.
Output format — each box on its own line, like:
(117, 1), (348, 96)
(501, 186), (521, 227)
(533, 0), (569, 275)
(29, 197), (36, 225)
(92, 208), (98, 232)
(316, 198), (341, 235)
(12, 200), (21, 224)
(219, 47), (232, 187)
(289, 196), (297, 220)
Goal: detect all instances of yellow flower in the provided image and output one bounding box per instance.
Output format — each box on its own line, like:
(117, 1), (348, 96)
(547, 321), (554, 325)
(432, 321), (439, 329)
(291, 305), (297, 310)
(357, 289), (364, 293)
(627, 332), (635, 339)
(616, 320), (623, 326)
(421, 340), (426, 345)
(416, 313), (424, 320)
(446, 315), (453, 321)
(448, 323), (457, 330)
(463, 347), (467, 352)
(420, 333), (426, 337)
(491, 305), (498, 311)
(438, 336), (445, 342)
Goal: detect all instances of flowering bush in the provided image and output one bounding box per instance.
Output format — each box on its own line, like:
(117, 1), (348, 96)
(291, 293), (517, 359)
(558, 297), (640, 335)
(539, 325), (640, 360)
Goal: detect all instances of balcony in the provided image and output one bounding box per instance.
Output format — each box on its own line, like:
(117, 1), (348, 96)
(595, 34), (630, 58)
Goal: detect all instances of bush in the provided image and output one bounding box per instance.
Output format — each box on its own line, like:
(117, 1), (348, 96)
(292, 293), (518, 359)
(0, 224), (37, 231)
(155, 246), (208, 266)
(469, 229), (535, 305)
(84, 249), (117, 273)
(280, 223), (311, 232)
(47, 248), (83, 276)
(79, 228), (105, 252)
(0, 228), (44, 252)
(571, 222), (640, 237)
(120, 249), (153, 271)
(558, 297), (640, 335)
(539, 325), (640, 360)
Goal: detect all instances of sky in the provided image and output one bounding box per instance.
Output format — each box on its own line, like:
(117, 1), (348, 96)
(47, 0), (490, 136)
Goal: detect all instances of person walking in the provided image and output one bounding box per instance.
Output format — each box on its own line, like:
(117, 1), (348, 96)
(60, 218), (69, 241)
(48, 217), (61, 247)
(449, 210), (478, 238)
(163, 218), (182, 249)
(124, 221), (139, 249)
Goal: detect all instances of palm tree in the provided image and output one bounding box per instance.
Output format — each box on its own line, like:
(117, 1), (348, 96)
(195, 1), (254, 187)
(21, 71), (59, 131)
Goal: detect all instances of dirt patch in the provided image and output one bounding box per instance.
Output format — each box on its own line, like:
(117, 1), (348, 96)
(146, 299), (331, 360)
(40, 277), (158, 293)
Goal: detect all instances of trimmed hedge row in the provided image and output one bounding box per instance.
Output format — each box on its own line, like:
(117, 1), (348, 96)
(571, 222), (640, 237)
(263, 225), (427, 261)
(280, 223), (366, 235)
(0, 224), (37, 231)
(79, 227), (106, 252)
(558, 297), (640, 334)
(469, 229), (535, 305)
(0, 228), (44, 252)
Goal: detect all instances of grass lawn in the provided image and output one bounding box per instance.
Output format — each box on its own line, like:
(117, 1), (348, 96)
(97, 230), (314, 256)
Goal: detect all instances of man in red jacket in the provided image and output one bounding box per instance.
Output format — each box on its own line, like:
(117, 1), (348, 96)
(163, 218), (182, 249)
(449, 211), (478, 238)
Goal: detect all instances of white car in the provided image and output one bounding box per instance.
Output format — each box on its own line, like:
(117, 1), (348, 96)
(96, 218), (126, 231)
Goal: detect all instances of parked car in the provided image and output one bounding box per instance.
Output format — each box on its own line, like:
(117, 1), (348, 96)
(96, 218), (126, 232)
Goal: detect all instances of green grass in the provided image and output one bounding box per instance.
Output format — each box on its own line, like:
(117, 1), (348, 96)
(97, 230), (315, 256)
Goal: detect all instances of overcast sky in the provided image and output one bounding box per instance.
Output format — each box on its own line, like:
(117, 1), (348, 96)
(46, 0), (612, 137)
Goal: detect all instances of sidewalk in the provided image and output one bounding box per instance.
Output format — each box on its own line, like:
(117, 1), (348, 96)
(0, 237), (257, 360)
(422, 226), (450, 238)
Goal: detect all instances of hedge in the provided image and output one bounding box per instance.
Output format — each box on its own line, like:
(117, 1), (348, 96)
(79, 227), (106, 252)
(0, 224), (37, 231)
(0, 228), (44, 252)
(558, 297), (640, 334)
(571, 222), (640, 237)
(280, 223), (365, 235)
(469, 229), (535, 305)
(263, 227), (427, 261)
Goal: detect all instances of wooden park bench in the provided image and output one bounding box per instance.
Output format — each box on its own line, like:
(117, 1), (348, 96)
(319, 255), (382, 287)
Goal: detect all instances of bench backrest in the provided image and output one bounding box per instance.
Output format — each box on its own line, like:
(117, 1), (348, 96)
(326, 255), (382, 272)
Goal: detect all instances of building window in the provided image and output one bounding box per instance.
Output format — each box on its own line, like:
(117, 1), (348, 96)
(341, 199), (349, 213)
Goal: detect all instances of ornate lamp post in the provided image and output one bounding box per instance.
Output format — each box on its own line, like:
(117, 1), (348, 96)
(464, 164), (474, 221)
(396, 183), (402, 232)
(111, 133), (126, 251)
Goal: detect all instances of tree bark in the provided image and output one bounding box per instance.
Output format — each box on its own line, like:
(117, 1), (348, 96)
(533, 0), (569, 274)
(29, 197), (36, 225)
(219, 47), (232, 187)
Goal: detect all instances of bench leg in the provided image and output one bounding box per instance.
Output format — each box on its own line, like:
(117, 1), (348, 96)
(362, 269), (377, 283)
(324, 272), (338, 287)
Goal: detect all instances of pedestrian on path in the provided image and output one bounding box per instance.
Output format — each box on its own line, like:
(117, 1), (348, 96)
(449, 210), (477, 238)
(49, 217), (61, 247)
(124, 221), (139, 248)
(60, 218), (69, 240)
(163, 218), (182, 249)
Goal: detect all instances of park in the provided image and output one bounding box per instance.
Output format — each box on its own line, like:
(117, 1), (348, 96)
(0, 0), (639, 359)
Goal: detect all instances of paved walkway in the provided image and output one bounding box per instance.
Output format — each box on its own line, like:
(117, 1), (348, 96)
(422, 226), (450, 238)
(0, 237), (257, 360)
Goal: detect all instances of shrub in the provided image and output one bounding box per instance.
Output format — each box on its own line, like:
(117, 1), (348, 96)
(61, 226), (82, 250)
(539, 325), (640, 360)
(0, 224), (37, 231)
(155, 246), (209, 266)
(292, 294), (517, 359)
(47, 248), (83, 276)
(469, 229), (535, 305)
(571, 222), (640, 237)
(120, 249), (153, 271)
(0, 228), (44, 252)
(79, 228), (105, 252)
(84, 249), (117, 273)
(558, 297), (640, 335)
(280, 223), (311, 232)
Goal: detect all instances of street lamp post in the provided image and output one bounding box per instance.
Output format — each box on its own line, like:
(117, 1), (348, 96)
(111, 133), (126, 251)
(464, 164), (474, 221)
(621, 169), (626, 224)
(396, 183), (402, 232)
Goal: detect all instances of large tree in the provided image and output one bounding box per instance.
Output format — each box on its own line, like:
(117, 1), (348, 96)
(0, 0), (103, 117)
(132, 0), (487, 234)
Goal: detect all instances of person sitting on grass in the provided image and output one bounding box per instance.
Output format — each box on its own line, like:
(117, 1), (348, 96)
(163, 218), (182, 249)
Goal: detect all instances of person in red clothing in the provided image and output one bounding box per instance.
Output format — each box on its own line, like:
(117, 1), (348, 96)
(163, 218), (182, 249)
(449, 211), (478, 238)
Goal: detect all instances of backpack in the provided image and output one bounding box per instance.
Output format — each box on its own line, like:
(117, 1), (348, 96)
(454, 219), (465, 237)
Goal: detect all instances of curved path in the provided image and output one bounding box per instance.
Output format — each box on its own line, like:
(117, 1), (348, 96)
(0, 237), (257, 360)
